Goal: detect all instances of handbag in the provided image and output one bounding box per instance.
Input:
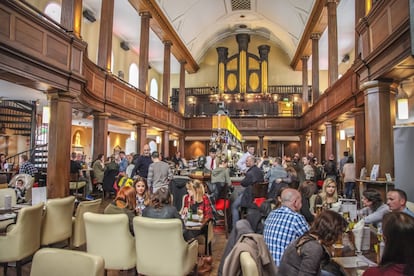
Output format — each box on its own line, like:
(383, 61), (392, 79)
(197, 255), (212, 275)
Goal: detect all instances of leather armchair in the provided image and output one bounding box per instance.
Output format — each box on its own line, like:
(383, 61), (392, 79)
(40, 196), (75, 247)
(133, 216), (198, 276)
(240, 251), (259, 276)
(30, 248), (104, 276)
(70, 198), (102, 248)
(0, 203), (44, 276)
(84, 212), (136, 271)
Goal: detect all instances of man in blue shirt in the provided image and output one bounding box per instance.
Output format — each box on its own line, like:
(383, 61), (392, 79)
(387, 189), (414, 218)
(263, 188), (309, 266)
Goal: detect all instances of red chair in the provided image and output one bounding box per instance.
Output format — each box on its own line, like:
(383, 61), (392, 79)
(214, 184), (231, 238)
(252, 182), (268, 207)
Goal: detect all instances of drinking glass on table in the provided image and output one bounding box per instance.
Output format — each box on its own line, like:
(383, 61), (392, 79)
(197, 208), (204, 222)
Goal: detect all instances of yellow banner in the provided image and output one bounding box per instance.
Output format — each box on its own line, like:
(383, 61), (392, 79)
(212, 115), (242, 141)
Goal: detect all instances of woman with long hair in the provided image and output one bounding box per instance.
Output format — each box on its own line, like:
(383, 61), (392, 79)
(279, 210), (347, 275)
(358, 188), (390, 227)
(104, 185), (137, 234)
(181, 179), (213, 221)
(134, 177), (151, 215)
(314, 178), (340, 211)
(363, 212), (414, 275)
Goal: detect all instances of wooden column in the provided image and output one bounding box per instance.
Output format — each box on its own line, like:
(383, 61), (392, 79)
(355, 0), (366, 59)
(311, 33), (320, 102)
(311, 130), (321, 162)
(327, 0), (339, 86)
(61, 0), (82, 37)
(179, 135), (185, 157)
(179, 61), (186, 115)
(301, 56), (309, 114)
(47, 91), (76, 198)
(361, 80), (394, 178)
(163, 41), (172, 105)
(258, 136), (264, 157)
(162, 130), (169, 159)
(352, 107), (366, 178)
(97, 0), (114, 71)
(139, 12), (151, 95)
(139, 124), (148, 154)
(92, 112), (110, 160)
(325, 122), (337, 161)
(299, 134), (307, 157)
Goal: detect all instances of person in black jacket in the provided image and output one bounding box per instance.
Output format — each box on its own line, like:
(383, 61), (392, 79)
(231, 155), (264, 229)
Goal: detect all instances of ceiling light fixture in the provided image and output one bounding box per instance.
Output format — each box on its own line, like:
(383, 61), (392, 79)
(397, 83), (409, 120)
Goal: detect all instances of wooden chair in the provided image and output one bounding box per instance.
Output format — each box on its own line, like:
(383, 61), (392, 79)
(69, 172), (87, 198)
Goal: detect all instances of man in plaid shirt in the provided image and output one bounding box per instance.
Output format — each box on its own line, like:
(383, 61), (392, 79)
(263, 188), (309, 266)
(19, 155), (38, 177)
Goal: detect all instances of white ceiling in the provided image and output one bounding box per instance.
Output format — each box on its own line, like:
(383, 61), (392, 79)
(83, 0), (355, 74)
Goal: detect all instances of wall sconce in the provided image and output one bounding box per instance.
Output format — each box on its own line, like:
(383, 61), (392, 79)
(321, 135), (326, 145)
(173, 140), (177, 147)
(42, 106), (50, 124)
(156, 136), (161, 144)
(308, 139), (312, 147)
(130, 131), (136, 141)
(397, 84), (409, 120)
(340, 130), (346, 140)
(82, 9), (96, 22)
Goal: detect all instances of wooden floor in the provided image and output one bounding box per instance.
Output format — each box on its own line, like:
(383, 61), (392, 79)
(1, 198), (228, 276)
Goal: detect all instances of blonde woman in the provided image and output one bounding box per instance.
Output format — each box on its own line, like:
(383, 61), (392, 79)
(181, 179), (213, 221)
(313, 178), (340, 211)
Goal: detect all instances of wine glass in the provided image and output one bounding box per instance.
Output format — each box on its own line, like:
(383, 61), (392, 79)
(197, 208), (204, 222)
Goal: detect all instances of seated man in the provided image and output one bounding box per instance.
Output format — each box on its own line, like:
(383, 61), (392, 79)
(231, 155), (264, 229)
(263, 188), (309, 266)
(387, 188), (414, 218)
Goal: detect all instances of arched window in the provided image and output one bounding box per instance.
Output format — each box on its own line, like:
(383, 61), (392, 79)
(44, 3), (61, 23)
(150, 78), (158, 100)
(129, 63), (139, 87)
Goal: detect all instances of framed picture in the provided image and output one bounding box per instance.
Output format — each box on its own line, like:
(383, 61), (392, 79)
(370, 164), (380, 181)
(385, 173), (392, 182)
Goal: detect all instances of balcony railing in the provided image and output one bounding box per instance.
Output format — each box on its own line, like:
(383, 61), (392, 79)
(174, 85), (311, 117)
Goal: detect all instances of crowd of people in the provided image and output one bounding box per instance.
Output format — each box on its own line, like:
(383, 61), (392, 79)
(67, 144), (414, 275)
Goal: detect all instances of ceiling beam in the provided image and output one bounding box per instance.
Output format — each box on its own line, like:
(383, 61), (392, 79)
(290, 0), (328, 71)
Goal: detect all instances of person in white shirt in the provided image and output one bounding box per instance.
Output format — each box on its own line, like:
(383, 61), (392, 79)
(205, 148), (218, 171)
(236, 145), (255, 173)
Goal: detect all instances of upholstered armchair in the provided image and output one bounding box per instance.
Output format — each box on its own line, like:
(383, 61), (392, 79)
(70, 198), (102, 248)
(8, 173), (35, 204)
(0, 188), (17, 208)
(240, 251), (259, 276)
(133, 216), (198, 276)
(30, 248), (104, 276)
(84, 212), (136, 272)
(40, 196), (75, 247)
(0, 203), (44, 276)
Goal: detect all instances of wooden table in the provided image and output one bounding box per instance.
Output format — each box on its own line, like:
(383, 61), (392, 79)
(185, 217), (212, 255)
(332, 230), (378, 275)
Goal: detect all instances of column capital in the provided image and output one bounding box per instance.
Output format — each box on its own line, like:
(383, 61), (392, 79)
(310, 33), (321, 40)
(139, 11), (152, 18)
(93, 111), (111, 119)
(301, 56), (309, 61)
(326, 0), (338, 5)
(163, 40), (173, 47)
(48, 90), (79, 102)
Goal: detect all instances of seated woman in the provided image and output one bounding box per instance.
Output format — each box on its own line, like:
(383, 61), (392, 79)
(278, 210), (347, 276)
(358, 188), (390, 227)
(298, 180), (317, 224)
(181, 179), (213, 239)
(134, 177), (151, 216)
(142, 187), (189, 240)
(363, 212), (414, 276)
(313, 178), (341, 212)
(104, 185), (137, 235)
